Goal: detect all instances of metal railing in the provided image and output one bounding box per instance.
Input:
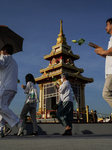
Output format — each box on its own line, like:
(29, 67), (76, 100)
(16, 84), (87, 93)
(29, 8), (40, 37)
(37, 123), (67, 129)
(36, 105), (111, 123)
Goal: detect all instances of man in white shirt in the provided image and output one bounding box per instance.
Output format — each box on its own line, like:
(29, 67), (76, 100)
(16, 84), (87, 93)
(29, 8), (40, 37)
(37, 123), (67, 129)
(95, 18), (112, 107)
(56, 73), (73, 136)
(0, 44), (22, 138)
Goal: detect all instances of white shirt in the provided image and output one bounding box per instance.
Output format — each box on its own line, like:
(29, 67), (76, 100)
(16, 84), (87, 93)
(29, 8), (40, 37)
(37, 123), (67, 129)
(59, 80), (73, 103)
(105, 36), (112, 78)
(0, 54), (18, 92)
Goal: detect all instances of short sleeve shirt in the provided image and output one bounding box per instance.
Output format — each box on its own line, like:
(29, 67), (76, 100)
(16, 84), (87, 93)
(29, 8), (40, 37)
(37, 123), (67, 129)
(105, 36), (112, 78)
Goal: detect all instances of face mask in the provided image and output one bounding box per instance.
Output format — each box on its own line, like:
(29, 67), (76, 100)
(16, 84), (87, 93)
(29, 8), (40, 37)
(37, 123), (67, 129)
(61, 78), (63, 83)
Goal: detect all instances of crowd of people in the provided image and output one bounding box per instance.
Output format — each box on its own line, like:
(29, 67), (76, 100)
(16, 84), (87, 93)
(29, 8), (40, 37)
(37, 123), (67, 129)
(0, 17), (112, 138)
(0, 44), (74, 138)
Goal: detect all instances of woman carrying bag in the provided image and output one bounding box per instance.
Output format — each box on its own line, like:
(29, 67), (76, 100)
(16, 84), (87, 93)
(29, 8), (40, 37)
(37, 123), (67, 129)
(17, 74), (39, 136)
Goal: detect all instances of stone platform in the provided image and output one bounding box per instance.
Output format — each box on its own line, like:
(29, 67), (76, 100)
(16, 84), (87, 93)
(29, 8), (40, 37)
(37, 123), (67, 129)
(7, 122), (112, 135)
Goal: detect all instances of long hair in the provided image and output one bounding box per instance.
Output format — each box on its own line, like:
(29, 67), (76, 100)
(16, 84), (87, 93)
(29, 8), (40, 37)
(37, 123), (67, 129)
(25, 73), (35, 85)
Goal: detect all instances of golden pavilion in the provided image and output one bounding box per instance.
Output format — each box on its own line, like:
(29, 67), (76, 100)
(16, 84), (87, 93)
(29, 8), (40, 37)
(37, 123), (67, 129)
(35, 20), (93, 117)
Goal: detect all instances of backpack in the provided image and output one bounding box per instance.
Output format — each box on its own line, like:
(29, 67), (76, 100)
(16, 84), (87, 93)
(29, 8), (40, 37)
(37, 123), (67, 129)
(26, 87), (40, 104)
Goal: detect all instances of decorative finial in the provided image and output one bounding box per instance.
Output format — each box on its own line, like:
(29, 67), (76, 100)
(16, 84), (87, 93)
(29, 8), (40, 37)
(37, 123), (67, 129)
(56, 20), (67, 45)
(60, 20), (63, 35)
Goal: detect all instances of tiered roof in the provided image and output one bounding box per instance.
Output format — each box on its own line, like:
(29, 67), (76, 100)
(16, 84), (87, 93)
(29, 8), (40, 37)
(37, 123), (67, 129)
(35, 21), (93, 84)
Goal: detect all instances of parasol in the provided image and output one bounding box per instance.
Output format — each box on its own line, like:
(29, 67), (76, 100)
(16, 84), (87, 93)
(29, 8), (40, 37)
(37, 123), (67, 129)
(0, 25), (24, 54)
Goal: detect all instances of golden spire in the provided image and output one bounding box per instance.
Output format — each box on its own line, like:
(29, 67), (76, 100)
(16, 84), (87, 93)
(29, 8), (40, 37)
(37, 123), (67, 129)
(56, 20), (67, 45)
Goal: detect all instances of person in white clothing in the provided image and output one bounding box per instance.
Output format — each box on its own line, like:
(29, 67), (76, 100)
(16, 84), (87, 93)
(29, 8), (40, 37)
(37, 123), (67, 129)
(17, 74), (38, 136)
(0, 44), (23, 138)
(95, 18), (112, 107)
(56, 73), (73, 136)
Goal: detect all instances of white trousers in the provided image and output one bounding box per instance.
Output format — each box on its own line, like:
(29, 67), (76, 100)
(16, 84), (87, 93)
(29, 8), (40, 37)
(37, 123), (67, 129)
(0, 90), (19, 131)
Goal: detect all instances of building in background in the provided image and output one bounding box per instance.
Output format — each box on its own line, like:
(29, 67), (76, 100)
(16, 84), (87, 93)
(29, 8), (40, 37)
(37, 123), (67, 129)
(35, 21), (93, 118)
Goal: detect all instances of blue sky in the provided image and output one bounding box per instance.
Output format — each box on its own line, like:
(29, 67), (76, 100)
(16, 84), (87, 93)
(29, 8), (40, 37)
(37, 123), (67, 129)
(0, 0), (112, 115)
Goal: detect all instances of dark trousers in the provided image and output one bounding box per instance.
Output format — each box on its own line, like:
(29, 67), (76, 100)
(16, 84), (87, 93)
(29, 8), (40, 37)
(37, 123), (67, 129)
(20, 103), (38, 132)
(56, 101), (73, 128)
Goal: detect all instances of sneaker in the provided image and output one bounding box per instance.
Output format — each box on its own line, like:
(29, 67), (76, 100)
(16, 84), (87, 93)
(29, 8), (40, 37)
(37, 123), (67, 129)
(14, 131), (24, 136)
(17, 119), (25, 136)
(0, 131), (4, 138)
(3, 125), (12, 136)
(62, 129), (72, 136)
(29, 132), (38, 137)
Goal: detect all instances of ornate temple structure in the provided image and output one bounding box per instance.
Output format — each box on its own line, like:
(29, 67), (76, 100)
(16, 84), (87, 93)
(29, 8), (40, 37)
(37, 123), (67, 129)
(35, 20), (93, 117)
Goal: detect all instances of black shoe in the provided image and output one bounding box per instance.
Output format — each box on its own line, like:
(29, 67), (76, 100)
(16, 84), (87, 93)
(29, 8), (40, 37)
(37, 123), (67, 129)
(29, 132), (38, 136)
(3, 125), (12, 136)
(62, 129), (72, 136)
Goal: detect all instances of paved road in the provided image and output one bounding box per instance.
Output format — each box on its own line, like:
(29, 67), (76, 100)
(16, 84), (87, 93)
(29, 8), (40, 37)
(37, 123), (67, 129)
(0, 134), (112, 150)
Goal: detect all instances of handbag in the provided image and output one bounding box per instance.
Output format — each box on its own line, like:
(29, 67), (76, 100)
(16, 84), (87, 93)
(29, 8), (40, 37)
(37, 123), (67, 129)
(26, 87), (40, 104)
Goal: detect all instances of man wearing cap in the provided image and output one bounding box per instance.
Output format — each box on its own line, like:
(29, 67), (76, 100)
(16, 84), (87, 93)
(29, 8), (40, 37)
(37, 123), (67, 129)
(56, 73), (73, 135)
